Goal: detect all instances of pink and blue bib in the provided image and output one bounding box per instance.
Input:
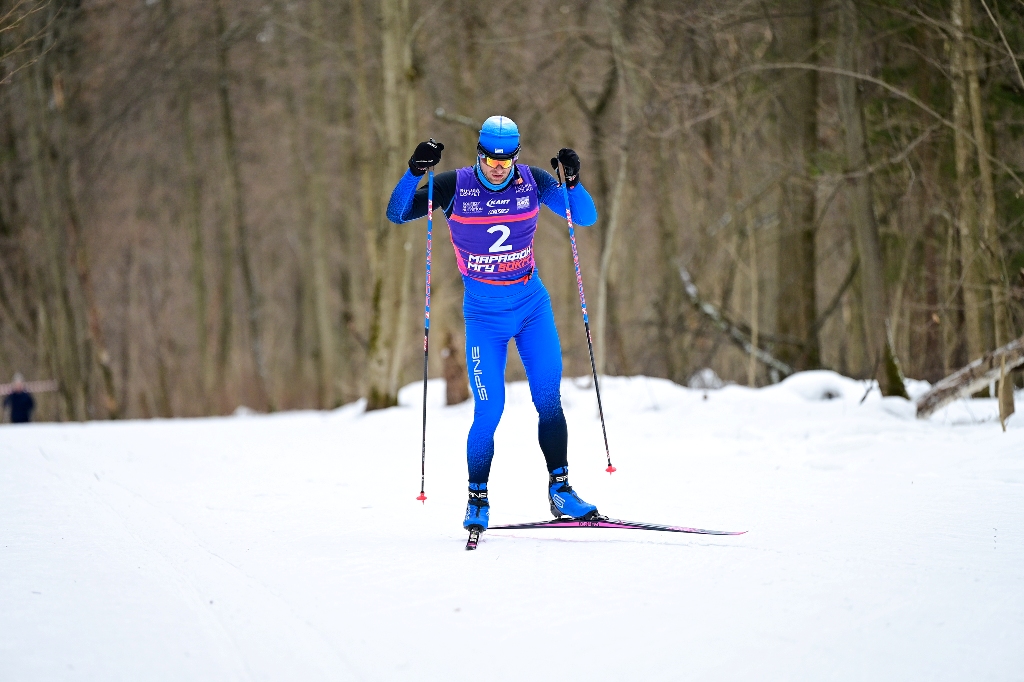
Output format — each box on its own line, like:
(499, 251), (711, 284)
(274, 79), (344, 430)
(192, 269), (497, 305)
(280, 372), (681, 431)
(448, 165), (539, 283)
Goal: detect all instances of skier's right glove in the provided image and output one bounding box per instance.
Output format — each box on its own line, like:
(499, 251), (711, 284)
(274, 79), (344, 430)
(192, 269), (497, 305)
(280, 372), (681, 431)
(409, 139), (444, 176)
(550, 148), (581, 188)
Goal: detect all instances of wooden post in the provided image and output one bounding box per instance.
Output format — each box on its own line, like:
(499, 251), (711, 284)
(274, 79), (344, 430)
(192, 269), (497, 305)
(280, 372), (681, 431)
(998, 355), (1015, 431)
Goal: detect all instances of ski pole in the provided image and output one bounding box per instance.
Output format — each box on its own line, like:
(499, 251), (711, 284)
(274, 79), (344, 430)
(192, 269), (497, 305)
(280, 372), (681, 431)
(417, 166), (434, 502)
(551, 157), (615, 474)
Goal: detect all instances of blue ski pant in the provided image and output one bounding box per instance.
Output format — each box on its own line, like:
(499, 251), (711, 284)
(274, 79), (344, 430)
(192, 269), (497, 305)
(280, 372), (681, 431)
(462, 273), (568, 484)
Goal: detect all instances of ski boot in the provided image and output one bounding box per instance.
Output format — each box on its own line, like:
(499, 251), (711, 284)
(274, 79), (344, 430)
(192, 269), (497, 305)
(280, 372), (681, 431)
(463, 482), (490, 531)
(548, 466), (599, 520)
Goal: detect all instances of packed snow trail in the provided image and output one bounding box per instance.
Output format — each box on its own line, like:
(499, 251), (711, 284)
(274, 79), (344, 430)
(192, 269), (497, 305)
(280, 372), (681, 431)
(2, 371), (1022, 681)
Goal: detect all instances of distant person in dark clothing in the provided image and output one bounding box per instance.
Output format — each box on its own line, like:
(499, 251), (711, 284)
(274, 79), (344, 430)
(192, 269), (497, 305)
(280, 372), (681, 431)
(3, 373), (35, 423)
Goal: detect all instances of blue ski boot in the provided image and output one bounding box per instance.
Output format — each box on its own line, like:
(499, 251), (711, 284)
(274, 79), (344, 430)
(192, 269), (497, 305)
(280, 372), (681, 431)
(548, 467), (599, 519)
(463, 483), (490, 530)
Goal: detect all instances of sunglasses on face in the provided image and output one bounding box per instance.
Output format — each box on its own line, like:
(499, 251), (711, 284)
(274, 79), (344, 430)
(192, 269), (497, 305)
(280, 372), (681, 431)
(479, 154), (516, 170)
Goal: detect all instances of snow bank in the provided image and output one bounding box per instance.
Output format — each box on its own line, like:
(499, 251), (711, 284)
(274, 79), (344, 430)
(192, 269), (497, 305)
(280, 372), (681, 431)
(1, 371), (1022, 681)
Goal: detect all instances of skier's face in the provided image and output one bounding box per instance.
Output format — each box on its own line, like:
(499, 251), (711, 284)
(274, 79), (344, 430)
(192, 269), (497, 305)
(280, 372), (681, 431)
(480, 154), (514, 184)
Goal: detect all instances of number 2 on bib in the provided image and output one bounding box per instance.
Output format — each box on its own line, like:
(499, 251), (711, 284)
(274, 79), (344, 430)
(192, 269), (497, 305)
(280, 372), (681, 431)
(487, 225), (512, 253)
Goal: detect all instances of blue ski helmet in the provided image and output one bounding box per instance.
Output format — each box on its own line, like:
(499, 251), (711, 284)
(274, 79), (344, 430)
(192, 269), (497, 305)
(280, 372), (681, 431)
(477, 115), (520, 159)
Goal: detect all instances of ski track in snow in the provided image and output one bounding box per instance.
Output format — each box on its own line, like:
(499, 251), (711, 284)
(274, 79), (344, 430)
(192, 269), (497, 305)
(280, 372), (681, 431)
(1, 371), (1022, 681)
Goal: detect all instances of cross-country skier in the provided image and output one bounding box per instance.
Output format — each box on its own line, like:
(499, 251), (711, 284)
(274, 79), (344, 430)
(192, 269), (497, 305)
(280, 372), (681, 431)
(387, 115), (601, 533)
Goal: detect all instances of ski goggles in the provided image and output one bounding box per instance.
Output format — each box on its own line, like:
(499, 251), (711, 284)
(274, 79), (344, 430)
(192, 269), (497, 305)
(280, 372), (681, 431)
(479, 153), (516, 170)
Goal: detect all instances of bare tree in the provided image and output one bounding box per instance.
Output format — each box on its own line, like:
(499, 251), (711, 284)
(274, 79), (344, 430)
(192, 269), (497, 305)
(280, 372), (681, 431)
(594, 0), (631, 378)
(213, 0), (273, 410)
(365, 0), (419, 410)
(835, 0), (907, 397)
(307, 0), (337, 408)
(773, 0), (821, 372)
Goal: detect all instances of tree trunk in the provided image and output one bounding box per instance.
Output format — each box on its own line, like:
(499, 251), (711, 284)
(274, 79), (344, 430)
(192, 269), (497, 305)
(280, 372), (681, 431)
(162, 0), (210, 412)
(655, 138), (686, 383)
(365, 0), (416, 411)
(836, 0), (906, 397)
(180, 83), (211, 409)
(774, 0), (820, 372)
(922, 214), (943, 382)
(951, 0), (989, 361)
(308, 0), (337, 409)
(213, 14), (234, 405)
(747, 205), (759, 387)
(963, 4), (1010, 347)
(388, 238), (415, 398)
(436, 0), (481, 402)
(25, 55), (84, 420)
(594, 0), (632, 378)
(351, 0), (379, 287)
(442, 330), (470, 405)
(595, 134), (628, 378)
(57, 120), (121, 418)
(214, 0), (273, 411)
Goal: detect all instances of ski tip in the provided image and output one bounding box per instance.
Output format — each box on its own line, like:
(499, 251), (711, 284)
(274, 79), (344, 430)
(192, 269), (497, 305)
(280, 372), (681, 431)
(605, 465), (616, 474)
(416, 493), (427, 503)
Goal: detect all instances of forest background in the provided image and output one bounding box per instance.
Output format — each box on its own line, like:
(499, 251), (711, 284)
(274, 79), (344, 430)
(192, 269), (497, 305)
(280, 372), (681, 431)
(1, 0), (1022, 421)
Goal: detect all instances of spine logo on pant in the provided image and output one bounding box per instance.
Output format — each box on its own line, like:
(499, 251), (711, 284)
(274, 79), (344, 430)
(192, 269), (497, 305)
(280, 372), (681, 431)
(471, 346), (488, 401)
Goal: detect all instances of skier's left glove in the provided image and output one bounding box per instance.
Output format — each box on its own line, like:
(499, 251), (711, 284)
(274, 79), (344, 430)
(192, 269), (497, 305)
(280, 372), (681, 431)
(409, 139), (444, 176)
(555, 147), (581, 188)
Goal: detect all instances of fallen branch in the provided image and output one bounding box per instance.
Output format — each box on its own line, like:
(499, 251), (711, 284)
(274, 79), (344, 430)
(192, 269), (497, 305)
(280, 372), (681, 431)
(810, 256), (859, 337)
(916, 334), (1024, 418)
(678, 264), (794, 378)
(433, 107), (479, 130)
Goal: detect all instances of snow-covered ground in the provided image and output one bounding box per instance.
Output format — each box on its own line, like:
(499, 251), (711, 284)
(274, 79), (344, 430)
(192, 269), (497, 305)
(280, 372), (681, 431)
(2, 371), (1022, 681)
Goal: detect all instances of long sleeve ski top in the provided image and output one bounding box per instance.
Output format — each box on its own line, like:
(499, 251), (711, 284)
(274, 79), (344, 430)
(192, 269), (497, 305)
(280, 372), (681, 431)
(386, 165), (598, 226)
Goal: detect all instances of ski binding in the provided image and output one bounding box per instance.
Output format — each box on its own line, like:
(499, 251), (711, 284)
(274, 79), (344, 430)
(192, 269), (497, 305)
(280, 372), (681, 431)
(465, 525), (483, 550)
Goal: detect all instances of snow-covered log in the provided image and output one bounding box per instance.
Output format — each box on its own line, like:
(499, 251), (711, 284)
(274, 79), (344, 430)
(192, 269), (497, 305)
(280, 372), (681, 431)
(915, 334), (1024, 418)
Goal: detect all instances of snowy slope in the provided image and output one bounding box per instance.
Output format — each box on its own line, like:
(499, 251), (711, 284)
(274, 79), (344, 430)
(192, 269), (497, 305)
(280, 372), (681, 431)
(2, 372), (1022, 681)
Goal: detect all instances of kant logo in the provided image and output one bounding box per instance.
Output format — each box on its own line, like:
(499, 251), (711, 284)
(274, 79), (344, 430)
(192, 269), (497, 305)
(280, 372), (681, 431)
(486, 198), (511, 208)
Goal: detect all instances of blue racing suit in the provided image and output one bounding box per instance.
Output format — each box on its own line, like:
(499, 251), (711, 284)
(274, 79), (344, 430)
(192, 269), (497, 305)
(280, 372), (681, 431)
(387, 162), (597, 483)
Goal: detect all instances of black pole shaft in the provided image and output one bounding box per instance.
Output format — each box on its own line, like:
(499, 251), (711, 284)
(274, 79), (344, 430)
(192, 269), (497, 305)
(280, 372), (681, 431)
(418, 168), (434, 502)
(420, 328), (429, 497)
(552, 158), (615, 473)
(582, 319), (613, 471)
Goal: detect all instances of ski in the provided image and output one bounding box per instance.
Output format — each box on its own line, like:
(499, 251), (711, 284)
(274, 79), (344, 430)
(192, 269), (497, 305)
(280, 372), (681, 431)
(488, 516), (746, 536)
(465, 525), (483, 550)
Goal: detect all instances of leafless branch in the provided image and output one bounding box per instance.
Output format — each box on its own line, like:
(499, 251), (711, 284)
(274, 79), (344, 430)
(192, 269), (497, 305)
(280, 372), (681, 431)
(978, 0), (1024, 91)
(678, 263), (794, 377)
(433, 107), (479, 130)
(719, 62), (1024, 190)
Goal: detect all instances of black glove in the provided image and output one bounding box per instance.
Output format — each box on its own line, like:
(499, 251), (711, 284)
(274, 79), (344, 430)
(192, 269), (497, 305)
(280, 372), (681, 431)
(550, 148), (581, 188)
(409, 139), (444, 176)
